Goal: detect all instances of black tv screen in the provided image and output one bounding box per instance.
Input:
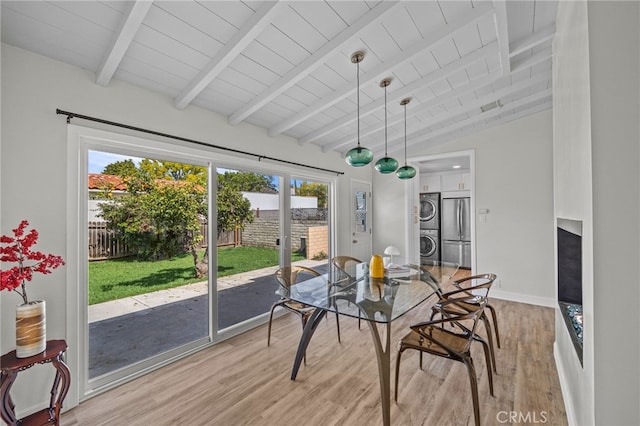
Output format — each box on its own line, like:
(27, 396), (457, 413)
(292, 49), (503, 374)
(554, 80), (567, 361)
(557, 220), (582, 305)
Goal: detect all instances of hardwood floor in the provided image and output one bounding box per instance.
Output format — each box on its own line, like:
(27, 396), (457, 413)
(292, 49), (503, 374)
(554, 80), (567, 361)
(62, 296), (567, 425)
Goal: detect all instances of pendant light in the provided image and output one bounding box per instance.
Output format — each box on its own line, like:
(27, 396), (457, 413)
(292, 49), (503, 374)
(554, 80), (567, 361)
(345, 51), (373, 167)
(396, 97), (416, 180)
(374, 78), (399, 174)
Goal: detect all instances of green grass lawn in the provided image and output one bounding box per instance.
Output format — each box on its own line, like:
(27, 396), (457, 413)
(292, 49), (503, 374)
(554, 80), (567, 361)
(88, 246), (305, 305)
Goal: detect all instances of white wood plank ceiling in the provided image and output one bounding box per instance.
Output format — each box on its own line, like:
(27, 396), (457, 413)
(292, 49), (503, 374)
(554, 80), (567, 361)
(1, 0), (557, 158)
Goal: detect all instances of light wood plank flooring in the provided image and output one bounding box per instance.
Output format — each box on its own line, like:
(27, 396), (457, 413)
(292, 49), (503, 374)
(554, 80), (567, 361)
(62, 295), (567, 425)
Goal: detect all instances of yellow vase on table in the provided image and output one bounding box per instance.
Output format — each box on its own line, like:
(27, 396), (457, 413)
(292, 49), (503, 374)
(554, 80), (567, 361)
(369, 255), (385, 279)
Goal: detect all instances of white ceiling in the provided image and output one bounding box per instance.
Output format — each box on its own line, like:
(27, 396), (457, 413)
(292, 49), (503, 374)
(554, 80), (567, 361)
(419, 155), (470, 173)
(1, 0), (557, 162)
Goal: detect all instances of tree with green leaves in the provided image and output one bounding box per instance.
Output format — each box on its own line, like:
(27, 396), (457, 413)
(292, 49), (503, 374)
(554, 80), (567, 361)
(99, 174), (206, 261)
(296, 181), (328, 208)
(102, 159), (139, 177)
(218, 170), (276, 193)
(216, 186), (253, 233)
(98, 160), (269, 277)
(139, 159), (207, 186)
(188, 186), (254, 278)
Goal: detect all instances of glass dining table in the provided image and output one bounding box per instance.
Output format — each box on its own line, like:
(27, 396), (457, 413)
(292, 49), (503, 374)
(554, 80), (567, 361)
(281, 259), (460, 426)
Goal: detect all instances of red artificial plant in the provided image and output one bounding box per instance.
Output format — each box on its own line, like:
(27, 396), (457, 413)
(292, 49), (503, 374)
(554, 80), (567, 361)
(0, 220), (65, 304)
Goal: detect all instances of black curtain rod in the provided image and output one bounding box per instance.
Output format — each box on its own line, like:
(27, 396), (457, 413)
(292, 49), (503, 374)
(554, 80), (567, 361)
(56, 109), (344, 176)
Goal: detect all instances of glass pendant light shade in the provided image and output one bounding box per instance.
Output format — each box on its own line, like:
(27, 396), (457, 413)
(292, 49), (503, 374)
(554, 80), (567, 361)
(345, 51), (373, 167)
(375, 77), (398, 174)
(375, 156), (399, 173)
(345, 146), (374, 166)
(396, 165), (417, 179)
(397, 97), (416, 180)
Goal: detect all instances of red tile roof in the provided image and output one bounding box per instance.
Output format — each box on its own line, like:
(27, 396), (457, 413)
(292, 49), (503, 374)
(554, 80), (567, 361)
(88, 173), (127, 190)
(88, 173), (204, 191)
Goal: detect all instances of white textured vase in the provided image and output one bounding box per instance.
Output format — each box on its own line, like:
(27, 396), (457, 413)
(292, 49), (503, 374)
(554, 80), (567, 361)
(16, 300), (46, 358)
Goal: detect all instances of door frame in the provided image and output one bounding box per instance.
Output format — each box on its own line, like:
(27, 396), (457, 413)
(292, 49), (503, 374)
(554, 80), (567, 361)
(408, 150), (476, 272)
(66, 125), (339, 406)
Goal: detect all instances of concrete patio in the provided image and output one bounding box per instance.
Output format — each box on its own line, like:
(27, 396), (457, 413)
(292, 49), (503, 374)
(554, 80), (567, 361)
(88, 259), (327, 378)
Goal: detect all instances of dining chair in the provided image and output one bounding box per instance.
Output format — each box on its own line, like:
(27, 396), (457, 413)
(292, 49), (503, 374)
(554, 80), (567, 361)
(394, 297), (494, 426)
(331, 256), (362, 276)
(432, 273), (500, 373)
(411, 265), (500, 373)
(267, 265), (341, 348)
(331, 256), (362, 328)
(451, 273), (501, 349)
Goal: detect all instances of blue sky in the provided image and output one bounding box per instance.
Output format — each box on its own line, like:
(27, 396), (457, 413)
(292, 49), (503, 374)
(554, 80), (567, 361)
(88, 151), (141, 174)
(89, 150), (293, 190)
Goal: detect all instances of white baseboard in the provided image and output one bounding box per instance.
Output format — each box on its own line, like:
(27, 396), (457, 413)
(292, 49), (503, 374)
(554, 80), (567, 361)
(490, 289), (556, 307)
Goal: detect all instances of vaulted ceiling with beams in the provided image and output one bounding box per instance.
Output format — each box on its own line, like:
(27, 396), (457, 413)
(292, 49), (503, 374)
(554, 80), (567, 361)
(1, 1), (557, 159)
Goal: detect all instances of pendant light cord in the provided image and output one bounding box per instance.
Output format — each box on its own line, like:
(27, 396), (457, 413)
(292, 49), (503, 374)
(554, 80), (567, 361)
(403, 102), (407, 165)
(384, 83), (388, 156)
(345, 51), (372, 167)
(356, 59), (361, 148)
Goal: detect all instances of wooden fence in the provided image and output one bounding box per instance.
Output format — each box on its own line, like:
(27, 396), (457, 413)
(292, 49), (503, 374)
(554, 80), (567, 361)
(88, 222), (236, 260)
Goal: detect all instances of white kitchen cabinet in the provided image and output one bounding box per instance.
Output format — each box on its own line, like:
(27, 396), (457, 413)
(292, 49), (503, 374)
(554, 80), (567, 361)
(441, 171), (471, 191)
(419, 174), (441, 193)
(461, 172), (470, 189)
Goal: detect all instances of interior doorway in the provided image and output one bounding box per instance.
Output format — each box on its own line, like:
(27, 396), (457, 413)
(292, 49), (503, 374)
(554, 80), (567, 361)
(409, 150), (476, 272)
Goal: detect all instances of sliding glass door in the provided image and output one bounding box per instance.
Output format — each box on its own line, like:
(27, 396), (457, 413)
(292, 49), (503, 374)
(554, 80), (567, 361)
(87, 150), (210, 385)
(74, 127), (336, 399)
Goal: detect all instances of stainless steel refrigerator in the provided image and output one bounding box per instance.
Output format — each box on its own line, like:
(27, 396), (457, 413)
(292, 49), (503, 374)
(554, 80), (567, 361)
(441, 197), (471, 269)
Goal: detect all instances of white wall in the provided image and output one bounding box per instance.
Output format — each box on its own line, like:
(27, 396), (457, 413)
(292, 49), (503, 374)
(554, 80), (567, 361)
(0, 44), (370, 413)
(553, 1), (640, 424)
(372, 169), (412, 255)
(588, 4), (640, 421)
(373, 110), (555, 305)
(242, 192), (318, 210)
(552, 2), (594, 423)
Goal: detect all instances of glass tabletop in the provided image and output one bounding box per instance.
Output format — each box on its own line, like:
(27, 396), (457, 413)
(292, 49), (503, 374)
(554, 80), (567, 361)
(278, 259), (460, 324)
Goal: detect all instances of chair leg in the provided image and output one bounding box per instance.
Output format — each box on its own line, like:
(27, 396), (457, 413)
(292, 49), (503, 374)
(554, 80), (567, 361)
(419, 351), (423, 370)
(462, 357), (481, 426)
(267, 302), (280, 346)
(429, 308), (437, 322)
(331, 302), (342, 343)
(476, 336), (495, 396)
(481, 313), (497, 373)
(348, 299), (360, 329)
(301, 315), (308, 365)
(487, 303), (501, 348)
(394, 348), (404, 402)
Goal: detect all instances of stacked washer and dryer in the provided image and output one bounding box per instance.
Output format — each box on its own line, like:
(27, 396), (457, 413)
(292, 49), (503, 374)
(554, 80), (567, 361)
(419, 192), (440, 264)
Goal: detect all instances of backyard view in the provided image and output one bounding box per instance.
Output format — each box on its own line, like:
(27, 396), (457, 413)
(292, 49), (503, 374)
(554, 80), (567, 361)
(86, 149), (330, 383)
(88, 247), (305, 305)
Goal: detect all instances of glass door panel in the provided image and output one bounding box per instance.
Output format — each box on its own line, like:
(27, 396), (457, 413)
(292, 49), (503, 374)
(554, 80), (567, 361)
(216, 168), (282, 330)
(290, 178), (330, 274)
(87, 150), (209, 380)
